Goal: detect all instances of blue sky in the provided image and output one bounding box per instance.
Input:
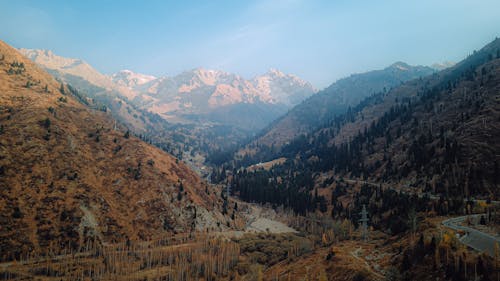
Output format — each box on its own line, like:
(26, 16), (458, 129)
(0, 0), (499, 88)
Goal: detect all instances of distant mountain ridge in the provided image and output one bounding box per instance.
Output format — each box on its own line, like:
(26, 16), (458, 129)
(242, 61), (436, 152)
(19, 48), (137, 98)
(19, 48), (315, 130)
(130, 67), (315, 126)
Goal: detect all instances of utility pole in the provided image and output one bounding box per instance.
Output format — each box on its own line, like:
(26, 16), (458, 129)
(359, 204), (369, 241)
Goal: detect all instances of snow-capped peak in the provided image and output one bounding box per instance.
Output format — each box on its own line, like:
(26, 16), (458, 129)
(111, 69), (157, 88)
(267, 68), (286, 78)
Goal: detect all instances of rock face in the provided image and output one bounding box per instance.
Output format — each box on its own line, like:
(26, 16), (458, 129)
(1, 41), (226, 260)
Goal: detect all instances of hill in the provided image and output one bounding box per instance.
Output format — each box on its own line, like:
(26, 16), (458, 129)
(0, 40), (227, 261)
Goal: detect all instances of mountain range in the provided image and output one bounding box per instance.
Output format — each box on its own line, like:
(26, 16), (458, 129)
(234, 61), (437, 163)
(132, 68), (315, 127)
(19, 48), (316, 130)
(2, 34), (500, 281)
(1, 41), (229, 258)
(230, 37), (500, 205)
(110, 69), (156, 88)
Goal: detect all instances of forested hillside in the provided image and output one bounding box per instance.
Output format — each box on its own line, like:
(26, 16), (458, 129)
(232, 63), (435, 165)
(228, 38), (500, 216)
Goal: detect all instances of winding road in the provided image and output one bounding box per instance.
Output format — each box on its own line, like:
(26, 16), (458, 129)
(442, 214), (500, 256)
(342, 178), (500, 256)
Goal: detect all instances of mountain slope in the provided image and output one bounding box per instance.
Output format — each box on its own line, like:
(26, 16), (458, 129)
(246, 62), (435, 150)
(230, 38), (500, 215)
(18, 48), (158, 135)
(0, 41), (226, 260)
(19, 49), (316, 169)
(19, 48), (136, 99)
(20, 48), (316, 131)
(18, 49), (203, 164)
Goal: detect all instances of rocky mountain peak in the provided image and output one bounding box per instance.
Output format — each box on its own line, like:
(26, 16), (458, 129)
(111, 69), (156, 88)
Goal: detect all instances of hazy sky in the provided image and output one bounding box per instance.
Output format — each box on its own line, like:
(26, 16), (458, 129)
(0, 0), (499, 88)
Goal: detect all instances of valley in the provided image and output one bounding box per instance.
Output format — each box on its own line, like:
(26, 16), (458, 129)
(18, 48), (316, 173)
(0, 2), (499, 279)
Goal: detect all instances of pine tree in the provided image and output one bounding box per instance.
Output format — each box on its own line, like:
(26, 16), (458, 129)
(59, 83), (65, 95)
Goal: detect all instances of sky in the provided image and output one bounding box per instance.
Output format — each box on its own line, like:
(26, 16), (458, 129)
(0, 0), (499, 89)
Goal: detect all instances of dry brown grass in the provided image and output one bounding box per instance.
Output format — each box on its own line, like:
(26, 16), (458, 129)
(0, 40), (228, 261)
